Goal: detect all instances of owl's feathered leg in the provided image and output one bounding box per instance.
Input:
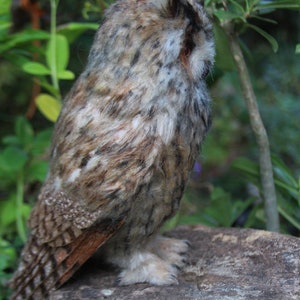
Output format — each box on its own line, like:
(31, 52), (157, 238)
(107, 235), (190, 286)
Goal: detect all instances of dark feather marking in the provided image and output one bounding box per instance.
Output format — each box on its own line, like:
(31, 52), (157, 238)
(80, 155), (91, 168)
(131, 49), (141, 66)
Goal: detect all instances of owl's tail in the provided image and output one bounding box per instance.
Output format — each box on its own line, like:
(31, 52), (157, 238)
(10, 235), (64, 299)
(10, 220), (124, 299)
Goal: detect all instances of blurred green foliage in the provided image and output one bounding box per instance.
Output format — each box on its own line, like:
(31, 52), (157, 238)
(0, 0), (299, 298)
(233, 155), (300, 231)
(0, 117), (51, 299)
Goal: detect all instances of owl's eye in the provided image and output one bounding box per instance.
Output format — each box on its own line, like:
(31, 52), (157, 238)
(165, 0), (181, 18)
(165, 0), (199, 21)
(183, 29), (196, 57)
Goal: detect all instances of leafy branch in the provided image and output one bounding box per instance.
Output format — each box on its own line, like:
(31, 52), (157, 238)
(227, 28), (279, 231)
(0, 0), (98, 122)
(206, 0), (300, 231)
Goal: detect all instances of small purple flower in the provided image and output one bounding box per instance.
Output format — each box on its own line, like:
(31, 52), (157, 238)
(192, 161), (202, 180)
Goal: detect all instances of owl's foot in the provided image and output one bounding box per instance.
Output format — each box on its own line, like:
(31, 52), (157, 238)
(147, 235), (190, 269)
(116, 236), (190, 285)
(117, 251), (178, 285)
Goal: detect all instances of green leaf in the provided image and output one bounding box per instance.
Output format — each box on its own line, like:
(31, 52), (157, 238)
(213, 23), (235, 71)
(31, 128), (52, 155)
(0, 239), (17, 271)
(278, 206), (300, 230)
(0, 147), (27, 173)
(228, 0), (245, 14)
(57, 70), (75, 80)
(246, 24), (278, 52)
(214, 9), (242, 22)
(15, 117), (34, 148)
(298, 175), (300, 207)
(274, 179), (298, 199)
(232, 157), (259, 176)
(271, 155), (298, 187)
(0, 29), (49, 54)
(0, 194), (17, 228)
(27, 161), (49, 182)
(22, 62), (51, 75)
(204, 0), (214, 7)
(3, 52), (31, 68)
(208, 188), (232, 226)
(0, 0), (11, 15)
(250, 15), (278, 24)
(46, 34), (69, 73)
(256, 0), (300, 11)
(2, 135), (19, 146)
(39, 78), (60, 97)
(296, 44), (300, 54)
(35, 94), (62, 122)
(57, 22), (99, 43)
(0, 22), (10, 34)
(243, 204), (264, 228)
(231, 196), (255, 222)
(82, 2), (104, 19)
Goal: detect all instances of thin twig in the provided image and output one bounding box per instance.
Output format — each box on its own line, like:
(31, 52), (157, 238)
(225, 28), (279, 232)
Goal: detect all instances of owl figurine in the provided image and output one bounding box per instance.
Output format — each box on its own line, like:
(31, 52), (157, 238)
(10, 0), (214, 298)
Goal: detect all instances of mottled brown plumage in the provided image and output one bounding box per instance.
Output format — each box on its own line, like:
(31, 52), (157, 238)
(10, 0), (214, 298)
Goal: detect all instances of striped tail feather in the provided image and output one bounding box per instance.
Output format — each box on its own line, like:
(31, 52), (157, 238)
(10, 219), (124, 299)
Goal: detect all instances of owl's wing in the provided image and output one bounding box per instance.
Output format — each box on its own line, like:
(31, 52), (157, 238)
(11, 84), (165, 297)
(29, 111), (162, 246)
(29, 73), (164, 238)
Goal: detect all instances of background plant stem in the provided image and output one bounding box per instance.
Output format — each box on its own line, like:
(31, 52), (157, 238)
(16, 171), (26, 242)
(225, 29), (280, 232)
(50, 0), (59, 92)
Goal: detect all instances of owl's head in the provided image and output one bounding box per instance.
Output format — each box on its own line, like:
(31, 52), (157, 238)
(89, 0), (214, 83)
(142, 0), (215, 79)
(151, 0), (215, 79)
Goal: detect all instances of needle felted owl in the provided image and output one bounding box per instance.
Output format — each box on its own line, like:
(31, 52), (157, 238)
(10, 0), (214, 298)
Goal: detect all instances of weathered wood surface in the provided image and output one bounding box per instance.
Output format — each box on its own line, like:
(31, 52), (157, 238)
(50, 225), (300, 300)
